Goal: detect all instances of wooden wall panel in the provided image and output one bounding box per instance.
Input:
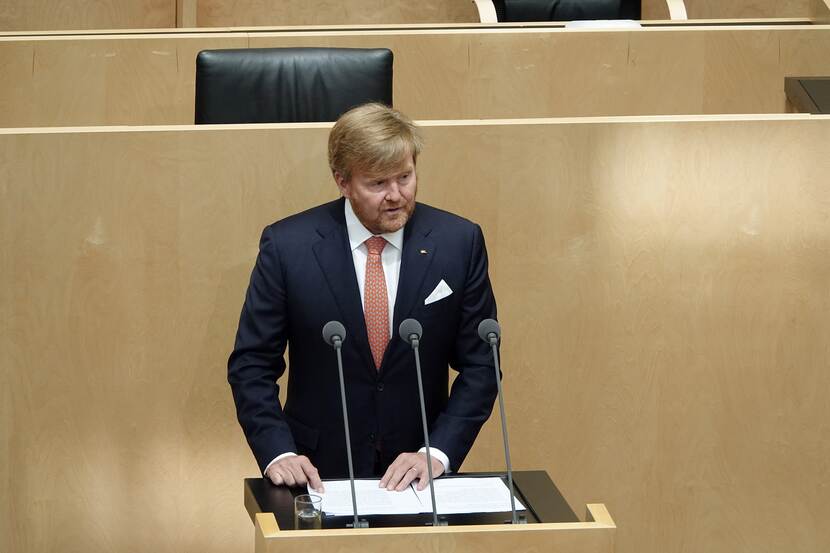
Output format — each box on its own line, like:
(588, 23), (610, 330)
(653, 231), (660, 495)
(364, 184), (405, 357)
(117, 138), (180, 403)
(640, 0), (671, 19)
(683, 0), (812, 19)
(0, 0), (817, 32)
(812, 0), (830, 22)
(3, 26), (830, 127)
(0, 33), (247, 127)
(0, 131), (11, 553)
(0, 1), (175, 32)
(2, 115), (830, 553)
(196, 0), (480, 27)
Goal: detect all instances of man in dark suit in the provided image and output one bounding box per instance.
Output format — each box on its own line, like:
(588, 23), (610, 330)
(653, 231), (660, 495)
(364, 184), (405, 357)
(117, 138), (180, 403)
(228, 103), (498, 492)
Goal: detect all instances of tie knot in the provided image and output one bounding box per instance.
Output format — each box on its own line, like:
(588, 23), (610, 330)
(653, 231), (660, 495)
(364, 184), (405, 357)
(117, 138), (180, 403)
(365, 236), (387, 255)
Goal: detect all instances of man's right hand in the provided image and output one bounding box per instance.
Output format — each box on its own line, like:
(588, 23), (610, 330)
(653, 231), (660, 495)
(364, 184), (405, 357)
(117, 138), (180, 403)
(265, 455), (324, 492)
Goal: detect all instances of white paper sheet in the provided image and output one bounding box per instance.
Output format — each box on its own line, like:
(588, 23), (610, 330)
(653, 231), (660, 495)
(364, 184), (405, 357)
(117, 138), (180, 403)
(310, 479), (424, 516)
(415, 477), (527, 515)
(308, 477), (526, 516)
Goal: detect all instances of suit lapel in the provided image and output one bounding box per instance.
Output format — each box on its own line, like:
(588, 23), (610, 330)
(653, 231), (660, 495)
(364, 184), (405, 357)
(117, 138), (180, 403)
(392, 205), (437, 335)
(312, 201), (375, 373)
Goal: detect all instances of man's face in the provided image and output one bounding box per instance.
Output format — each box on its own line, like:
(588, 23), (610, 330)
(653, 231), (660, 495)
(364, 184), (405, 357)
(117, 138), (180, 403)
(336, 157), (417, 235)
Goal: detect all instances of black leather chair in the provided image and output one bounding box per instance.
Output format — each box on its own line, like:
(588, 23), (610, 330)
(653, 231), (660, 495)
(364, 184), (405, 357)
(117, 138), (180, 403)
(493, 0), (641, 21)
(195, 47), (393, 124)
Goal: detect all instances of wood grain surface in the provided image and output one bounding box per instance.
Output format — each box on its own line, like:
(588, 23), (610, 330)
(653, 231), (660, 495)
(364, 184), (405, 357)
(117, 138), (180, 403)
(0, 1), (815, 31)
(196, 0), (480, 27)
(813, 0), (830, 21)
(2, 115), (829, 553)
(254, 517), (615, 553)
(3, 25), (830, 127)
(682, 0), (812, 19)
(0, 0), (175, 32)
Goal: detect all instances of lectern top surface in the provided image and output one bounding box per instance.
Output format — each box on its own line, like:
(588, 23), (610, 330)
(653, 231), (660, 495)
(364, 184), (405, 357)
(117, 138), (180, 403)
(244, 470), (578, 530)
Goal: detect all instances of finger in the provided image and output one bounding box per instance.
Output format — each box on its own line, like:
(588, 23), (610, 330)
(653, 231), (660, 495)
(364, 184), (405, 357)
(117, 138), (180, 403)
(279, 465), (297, 487)
(388, 459), (417, 491)
(379, 465), (394, 488)
(301, 461), (324, 493)
(379, 455), (407, 488)
(295, 456), (323, 492)
(383, 463), (407, 490)
(412, 452), (443, 487)
(285, 461), (308, 487)
(267, 470), (284, 486)
(413, 456), (443, 491)
(415, 466), (432, 491)
(396, 465), (421, 491)
(273, 466), (291, 486)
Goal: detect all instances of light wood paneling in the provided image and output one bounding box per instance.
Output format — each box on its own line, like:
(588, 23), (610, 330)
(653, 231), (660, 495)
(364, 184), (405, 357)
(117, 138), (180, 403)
(0, 33), (247, 127)
(683, 0), (812, 18)
(0, 0), (175, 32)
(196, 0), (480, 27)
(255, 515), (615, 553)
(0, 0), (815, 31)
(641, 0), (687, 19)
(642, 0), (670, 19)
(3, 25), (830, 127)
(2, 115), (830, 553)
(177, 0), (198, 28)
(813, 0), (830, 21)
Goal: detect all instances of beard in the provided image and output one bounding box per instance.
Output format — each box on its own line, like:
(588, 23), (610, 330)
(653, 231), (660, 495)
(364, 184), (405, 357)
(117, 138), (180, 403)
(351, 198), (415, 235)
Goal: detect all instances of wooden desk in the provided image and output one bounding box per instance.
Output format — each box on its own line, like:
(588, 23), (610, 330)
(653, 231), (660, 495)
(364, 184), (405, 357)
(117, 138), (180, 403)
(2, 23), (830, 126)
(2, 1), (819, 32)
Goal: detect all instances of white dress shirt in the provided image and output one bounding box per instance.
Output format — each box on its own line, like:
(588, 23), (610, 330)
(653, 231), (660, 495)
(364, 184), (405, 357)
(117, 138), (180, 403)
(264, 200), (450, 477)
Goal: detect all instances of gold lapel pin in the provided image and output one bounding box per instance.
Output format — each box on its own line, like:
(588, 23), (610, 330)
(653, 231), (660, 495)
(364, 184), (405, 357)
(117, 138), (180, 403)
(419, 249), (428, 255)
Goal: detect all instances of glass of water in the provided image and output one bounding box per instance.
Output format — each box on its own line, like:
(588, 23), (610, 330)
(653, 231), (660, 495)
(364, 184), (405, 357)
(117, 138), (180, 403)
(294, 494), (323, 530)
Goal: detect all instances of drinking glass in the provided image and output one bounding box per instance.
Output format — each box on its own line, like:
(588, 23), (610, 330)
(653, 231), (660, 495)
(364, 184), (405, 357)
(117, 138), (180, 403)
(294, 494), (322, 530)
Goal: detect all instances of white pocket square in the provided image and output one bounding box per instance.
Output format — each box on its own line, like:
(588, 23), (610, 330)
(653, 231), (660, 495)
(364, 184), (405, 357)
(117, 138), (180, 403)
(424, 279), (453, 305)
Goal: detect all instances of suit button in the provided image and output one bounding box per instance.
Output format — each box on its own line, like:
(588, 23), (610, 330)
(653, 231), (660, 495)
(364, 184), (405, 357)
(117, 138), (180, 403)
(376, 382), (384, 392)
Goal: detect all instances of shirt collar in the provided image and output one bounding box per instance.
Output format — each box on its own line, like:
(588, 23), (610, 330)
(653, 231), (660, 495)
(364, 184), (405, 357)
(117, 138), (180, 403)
(344, 198), (404, 252)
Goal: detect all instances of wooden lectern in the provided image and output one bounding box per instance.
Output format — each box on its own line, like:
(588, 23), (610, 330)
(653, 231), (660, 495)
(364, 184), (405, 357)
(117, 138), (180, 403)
(244, 471), (615, 553)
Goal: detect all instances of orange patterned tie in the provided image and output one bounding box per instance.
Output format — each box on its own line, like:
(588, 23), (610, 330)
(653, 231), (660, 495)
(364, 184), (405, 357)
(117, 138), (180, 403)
(364, 236), (389, 370)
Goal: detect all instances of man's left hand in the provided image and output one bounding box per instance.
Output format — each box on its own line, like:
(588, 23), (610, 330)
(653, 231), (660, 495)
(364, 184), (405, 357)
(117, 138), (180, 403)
(379, 452), (445, 491)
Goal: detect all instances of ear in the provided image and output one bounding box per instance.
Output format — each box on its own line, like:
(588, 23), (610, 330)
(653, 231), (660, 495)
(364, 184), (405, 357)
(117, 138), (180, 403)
(334, 171), (351, 198)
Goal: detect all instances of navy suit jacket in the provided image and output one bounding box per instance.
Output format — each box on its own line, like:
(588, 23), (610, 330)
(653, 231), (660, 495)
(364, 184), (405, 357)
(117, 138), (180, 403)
(228, 198), (498, 478)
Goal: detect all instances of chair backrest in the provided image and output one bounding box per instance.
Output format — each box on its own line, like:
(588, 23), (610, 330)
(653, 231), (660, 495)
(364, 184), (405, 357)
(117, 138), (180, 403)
(195, 47), (393, 124)
(500, 0), (640, 21)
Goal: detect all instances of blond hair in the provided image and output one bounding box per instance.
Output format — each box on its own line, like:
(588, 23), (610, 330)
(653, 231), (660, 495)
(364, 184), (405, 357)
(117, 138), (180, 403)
(328, 103), (423, 181)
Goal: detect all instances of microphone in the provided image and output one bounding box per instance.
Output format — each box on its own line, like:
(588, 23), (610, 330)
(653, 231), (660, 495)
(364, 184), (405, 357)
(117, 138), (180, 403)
(398, 318), (423, 346)
(477, 318), (500, 345)
(322, 320), (346, 348)
(477, 319), (524, 524)
(321, 321), (367, 528)
(398, 318), (442, 527)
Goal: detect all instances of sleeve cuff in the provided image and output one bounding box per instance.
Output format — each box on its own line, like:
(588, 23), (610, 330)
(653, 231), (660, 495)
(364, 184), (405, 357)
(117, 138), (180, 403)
(418, 447), (451, 474)
(263, 452), (297, 475)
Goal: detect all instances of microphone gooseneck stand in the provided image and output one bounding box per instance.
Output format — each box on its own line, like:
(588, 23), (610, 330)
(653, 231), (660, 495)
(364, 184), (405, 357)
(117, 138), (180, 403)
(322, 321), (368, 528)
(398, 318), (443, 527)
(477, 318), (525, 524)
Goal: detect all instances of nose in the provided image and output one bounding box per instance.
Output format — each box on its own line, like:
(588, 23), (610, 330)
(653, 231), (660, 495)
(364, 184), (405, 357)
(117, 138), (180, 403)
(385, 181), (402, 202)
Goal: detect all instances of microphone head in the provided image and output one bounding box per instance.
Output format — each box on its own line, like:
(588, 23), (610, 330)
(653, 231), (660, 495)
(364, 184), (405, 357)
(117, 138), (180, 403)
(477, 319), (501, 343)
(398, 318), (423, 343)
(322, 320), (347, 347)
